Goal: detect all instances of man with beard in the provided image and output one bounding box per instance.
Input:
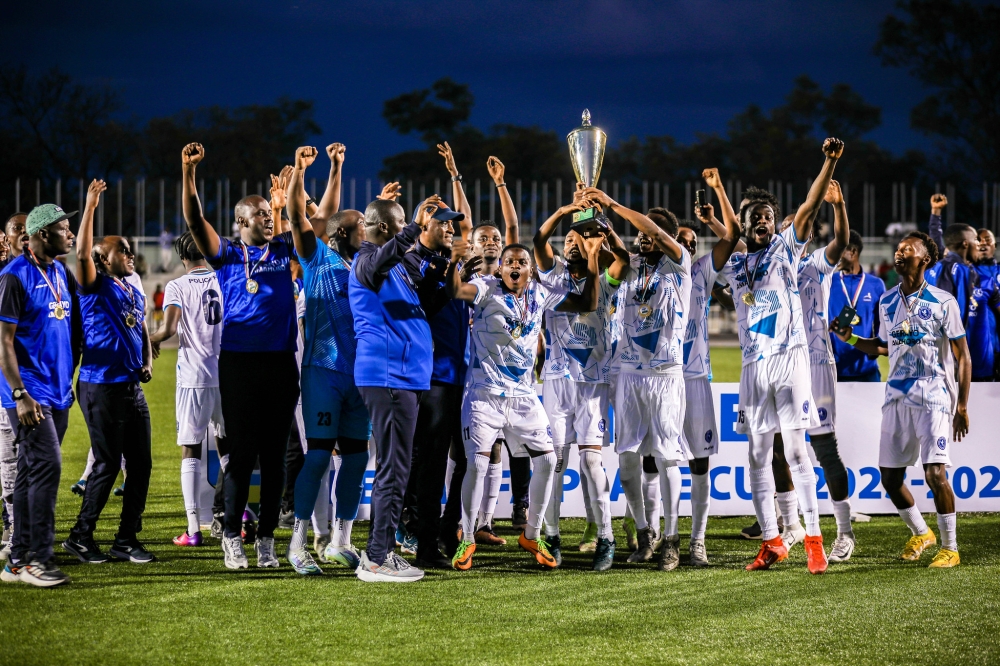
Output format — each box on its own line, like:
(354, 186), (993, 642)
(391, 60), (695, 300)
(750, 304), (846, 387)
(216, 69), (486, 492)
(830, 231), (886, 382)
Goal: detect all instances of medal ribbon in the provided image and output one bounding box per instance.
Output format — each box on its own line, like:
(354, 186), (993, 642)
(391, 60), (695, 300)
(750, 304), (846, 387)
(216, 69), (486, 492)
(26, 248), (63, 305)
(240, 241), (271, 283)
(636, 259), (657, 304)
(743, 248), (767, 297)
(110, 275), (138, 318)
(839, 272), (866, 309)
(510, 289), (529, 331)
(901, 280), (927, 329)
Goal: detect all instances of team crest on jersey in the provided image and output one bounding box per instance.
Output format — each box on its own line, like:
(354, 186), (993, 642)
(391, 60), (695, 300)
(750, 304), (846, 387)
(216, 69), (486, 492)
(598, 419), (606, 433)
(802, 400), (809, 414)
(937, 436), (946, 450)
(818, 407), (828, 421)
(704, 430), (713, 443)
(546, 425), (553, 438)
(918, 306), (932, 320)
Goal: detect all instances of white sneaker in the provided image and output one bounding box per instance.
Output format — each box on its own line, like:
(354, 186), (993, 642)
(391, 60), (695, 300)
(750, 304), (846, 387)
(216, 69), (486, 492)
(255, 537), (279, 568)
(355, 550), (424, 582)
(325, 542), (361, 569)
(222, 536), (248, 569)
(781, 522), (807, 550)
(689, 538), (709, 566)
(828, 533), (856, 563)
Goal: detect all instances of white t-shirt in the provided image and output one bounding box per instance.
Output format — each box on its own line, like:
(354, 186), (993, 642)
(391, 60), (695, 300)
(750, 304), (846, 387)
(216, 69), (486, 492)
(879, 283), (965, 414)
(797, 246), (838, 366)
(683, 253), (720, 380)
(538, 257), (618, 384)
(615, 249), (691, 376)
(468, 277), (570, 397)
(163, 268), (223, 388)
(719, 226), (807, 366)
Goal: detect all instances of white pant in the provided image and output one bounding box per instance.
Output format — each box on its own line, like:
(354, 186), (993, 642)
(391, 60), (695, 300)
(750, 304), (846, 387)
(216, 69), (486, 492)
(614, 372), (685, 461)
(879, 401), (952, 468)
(542, 378), (609, 448)
(736, 346), (818, 435)
(461, 388), (553, 456)
(175, 386), (226, 445)
(681, 376), (718, 459)
(808, 362), (836, 436)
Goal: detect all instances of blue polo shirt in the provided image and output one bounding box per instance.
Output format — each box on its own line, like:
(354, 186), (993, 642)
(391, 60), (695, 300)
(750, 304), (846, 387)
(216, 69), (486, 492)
(208, 232), (297, 353)
(829, 270), (885, 380)
(0, 255), (78, 409)
(976, 261), (999, 370)
(79, 272), (146, 383)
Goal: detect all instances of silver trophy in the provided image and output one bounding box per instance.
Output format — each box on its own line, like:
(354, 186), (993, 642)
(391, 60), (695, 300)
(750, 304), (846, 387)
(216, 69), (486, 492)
(566, 109), (608, 235)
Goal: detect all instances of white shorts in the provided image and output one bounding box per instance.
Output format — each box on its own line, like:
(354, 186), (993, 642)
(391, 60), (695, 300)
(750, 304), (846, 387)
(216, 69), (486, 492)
(461, 388), (553, 457)
(736, 346), (819, 435)
(879, 401), (952, 468)
(614, 372), (685, 461)
(808, 362), (836, 436)
(176, 386), (226, 446)
(542, 378), (610, 448)
(682, 376), (718, 459)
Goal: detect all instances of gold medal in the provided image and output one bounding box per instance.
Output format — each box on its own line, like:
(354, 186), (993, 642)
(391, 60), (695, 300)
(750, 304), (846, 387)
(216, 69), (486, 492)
(246, 279), (259, 294)
(851, 315), (861, 325)
(125, 313), (137, 328)
(512, 326), (522, 339)
(638, 304), (652, 318)
(742, 292), (756, 306)
(901, 319), (911, 334)
(53, 304), (66, 320)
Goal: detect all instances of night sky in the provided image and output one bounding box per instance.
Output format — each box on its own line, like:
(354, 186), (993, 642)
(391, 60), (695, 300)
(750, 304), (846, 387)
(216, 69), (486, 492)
(8, 0), (932, 177)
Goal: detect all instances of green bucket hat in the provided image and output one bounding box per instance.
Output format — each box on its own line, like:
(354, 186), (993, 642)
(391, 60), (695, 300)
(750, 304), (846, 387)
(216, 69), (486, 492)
(26, 204), (77, 236)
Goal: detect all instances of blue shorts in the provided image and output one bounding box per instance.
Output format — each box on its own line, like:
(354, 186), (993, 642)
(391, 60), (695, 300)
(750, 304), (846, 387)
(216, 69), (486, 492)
(301, 365), (371, 441)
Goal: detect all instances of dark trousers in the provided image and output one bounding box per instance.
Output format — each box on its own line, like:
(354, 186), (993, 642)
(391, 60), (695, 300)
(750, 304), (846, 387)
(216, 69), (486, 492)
(281, 422), (305, 514)
(508, 448), (530, 507)
(359, 386), (421, 566)
(7, 406), (68, 564)
(219, 350), (299, 539)
(409, 382), (462, 555)
(71, 382), (151, 541)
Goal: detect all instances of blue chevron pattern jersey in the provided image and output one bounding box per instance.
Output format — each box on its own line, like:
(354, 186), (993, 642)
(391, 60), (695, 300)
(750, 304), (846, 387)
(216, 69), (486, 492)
(467, 276), (569, 397)
(719, 226), (807, 365)
(797, 246), (838, 365)
(683, 253), (720, 380)
(538, 257), (618, 384)
(615, 249), (691, 376)
(299, 242), (356, 374)
(878, 283), (965, 414)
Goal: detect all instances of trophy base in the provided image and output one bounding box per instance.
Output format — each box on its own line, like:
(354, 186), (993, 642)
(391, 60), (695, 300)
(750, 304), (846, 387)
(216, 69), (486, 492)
(570, 207), (609, 237)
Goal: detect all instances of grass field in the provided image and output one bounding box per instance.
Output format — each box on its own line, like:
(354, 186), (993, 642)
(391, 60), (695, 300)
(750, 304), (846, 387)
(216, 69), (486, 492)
(1, 348), (996, 666)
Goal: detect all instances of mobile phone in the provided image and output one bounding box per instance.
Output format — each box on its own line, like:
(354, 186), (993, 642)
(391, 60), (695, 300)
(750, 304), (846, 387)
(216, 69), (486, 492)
(834, 304), (857, 331)
(695, 189), (705, 208)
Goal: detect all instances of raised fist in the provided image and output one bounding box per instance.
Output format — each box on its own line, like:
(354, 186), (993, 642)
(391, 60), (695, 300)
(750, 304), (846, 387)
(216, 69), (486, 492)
(824, 180), (844, 205)
(822, 137), (845, 159)
(296, 146), (318, 169)
(327, 143), (346, 167)
(702, 168), (721, 189)
(930, 193), (948, 212)
(487, 156), (505, 184)
(182, 143), (204, 166)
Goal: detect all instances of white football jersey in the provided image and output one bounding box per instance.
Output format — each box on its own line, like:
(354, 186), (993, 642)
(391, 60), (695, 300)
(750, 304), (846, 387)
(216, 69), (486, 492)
(468, 277), (569, 397)
(163, 268), (223, 388)
(683, 253), (720, 380)
(879, 283), (965, 414)
(538, 257), (618, 384)
(615, 249), (691, 376)
(797, 246), (837, 365)
(719, 226), (807, 366)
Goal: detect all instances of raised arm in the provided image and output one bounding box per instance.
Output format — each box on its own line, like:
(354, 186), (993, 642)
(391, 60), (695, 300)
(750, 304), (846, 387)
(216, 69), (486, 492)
(582, 187), (684, 263)
(488, 157), (518, 245)
(446, 238), (480, 302)
(181, 143), (221, 259)
(604, 227), (631, 282)
(950, 335), (971, 441)
(288, 146), (319, 261)
(533, 201), (587, 271)
(824, 180), (850, 265)
(929, 193), (947, 254)
(270, 166), (291, 235)
(313, 143), (345, 230)
(794, 138), (843, 242)
(438, 142), (473, 242)
(702, 168), (742, 271)
(556, 236), (600, 313)
(76, 179), (107, 289)
(694, 201), (745, 254)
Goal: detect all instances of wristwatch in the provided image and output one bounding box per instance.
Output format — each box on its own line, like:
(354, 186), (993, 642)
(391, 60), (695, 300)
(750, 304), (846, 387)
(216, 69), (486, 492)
(12, 387), (27, 401)
(451, 174), (462, 183)
(306, 197), (316, 207)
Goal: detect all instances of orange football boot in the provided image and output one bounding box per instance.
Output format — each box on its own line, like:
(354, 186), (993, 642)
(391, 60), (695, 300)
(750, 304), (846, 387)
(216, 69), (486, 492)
(746, 535), (789, 571)
(518, 532), (558, 568)
(804, 535), (828, 574)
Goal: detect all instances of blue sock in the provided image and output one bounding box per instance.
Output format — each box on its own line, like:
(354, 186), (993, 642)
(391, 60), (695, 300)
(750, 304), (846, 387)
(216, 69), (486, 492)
(335, 451), (369, 520)
(294, 450), (331, 521)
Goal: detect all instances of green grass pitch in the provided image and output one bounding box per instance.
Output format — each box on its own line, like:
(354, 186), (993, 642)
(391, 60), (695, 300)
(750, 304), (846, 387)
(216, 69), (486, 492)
(0, 348), (996, 666)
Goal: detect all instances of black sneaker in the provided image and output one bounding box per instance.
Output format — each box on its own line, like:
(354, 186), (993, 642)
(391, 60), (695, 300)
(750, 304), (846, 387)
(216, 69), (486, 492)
(62, 535), (110, 564)
(415, 547), (452, 570)
(109, 537), (155, 563)
(547, 534), (563, 566)
(112, 481), (126, 497)
(277, 510), (295, 530)
(210, 512), (224, 539)
(19, 559), (69, 587)
(593, 537), (615, 571)
(511, 503), (528, 529)
(740, 521), (762, 540)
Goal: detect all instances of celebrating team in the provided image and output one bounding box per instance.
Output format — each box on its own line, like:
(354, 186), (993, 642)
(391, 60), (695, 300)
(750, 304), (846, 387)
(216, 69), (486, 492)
(0, 134), (974, 586)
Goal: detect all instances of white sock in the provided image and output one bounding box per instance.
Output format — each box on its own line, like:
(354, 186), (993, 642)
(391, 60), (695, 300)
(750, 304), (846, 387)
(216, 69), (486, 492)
(936, 513), (957, 551)
(525, 452), (556, 541)
(690, 471), (710, 542)
(330, 454), (342, 517)
(82, 448), (96, 480)
(642, 470), (660, 535)
(832, 498), (853, 537)
(789, 463), (821, 537)
(898, 505), (929, 536)
(180, 458), (201, 535)
(654, 459), (681, 538)
(750, 467), (779, 541)
(477, 462), (502, 530)
(289, 517), (309, 551)
(544, 443), (566, 537)
(776, 491), (800, 530)
(333, 517), (354, 547)
(311, 460), (331, 537)
(617, 452), (648, 530)
(461, 454), (490, 541)
(579, 449), (612, 539)
(444, 457), (457, 497)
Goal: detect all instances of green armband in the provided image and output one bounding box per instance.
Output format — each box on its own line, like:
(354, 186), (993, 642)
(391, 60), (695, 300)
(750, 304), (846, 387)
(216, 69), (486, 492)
(604, 269), (621, 287)
(846, 334), (859, 347)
